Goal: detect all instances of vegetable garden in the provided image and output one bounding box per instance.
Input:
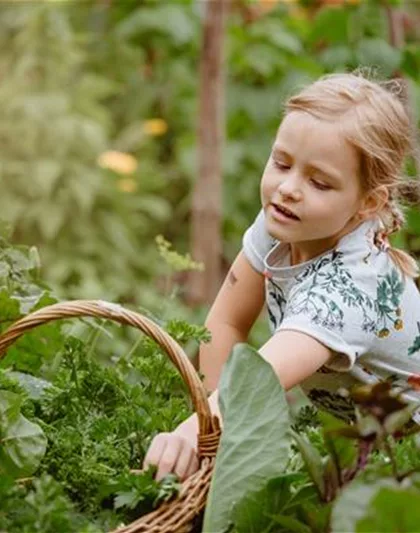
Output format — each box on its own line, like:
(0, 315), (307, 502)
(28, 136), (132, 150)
(1, 0), (420, 531)
(2, 233), (420, 531)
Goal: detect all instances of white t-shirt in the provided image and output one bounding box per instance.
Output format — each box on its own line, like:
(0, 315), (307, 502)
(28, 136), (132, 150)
(243, 210), (420, 422)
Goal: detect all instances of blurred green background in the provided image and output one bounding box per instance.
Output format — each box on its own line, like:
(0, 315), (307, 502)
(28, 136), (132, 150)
(0, 0), (419, 336)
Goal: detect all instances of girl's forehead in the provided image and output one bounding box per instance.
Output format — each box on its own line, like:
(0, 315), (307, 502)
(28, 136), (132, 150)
(275, 111), (359, 170)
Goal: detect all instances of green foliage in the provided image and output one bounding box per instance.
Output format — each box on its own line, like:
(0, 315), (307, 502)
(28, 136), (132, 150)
(0, 237), (205, 531)
(0, 0), (418, 299)
(203, 344), (291, 533)
(0, 2), (420, 529)
(0, 390), (47, 478)
(204, 346), (420, 533)
(355, 484), (420, 532)
(0, 3), (174, 307)
(0, 474), (98, 533)
(108, 466), (180, 516)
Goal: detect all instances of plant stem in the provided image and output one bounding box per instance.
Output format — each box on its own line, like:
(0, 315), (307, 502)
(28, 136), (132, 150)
(384, 437), (399, 480)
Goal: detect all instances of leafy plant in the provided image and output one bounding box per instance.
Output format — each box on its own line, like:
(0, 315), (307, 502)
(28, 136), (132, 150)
(204, 345), (420, 533)
(203, 344), (291, 533)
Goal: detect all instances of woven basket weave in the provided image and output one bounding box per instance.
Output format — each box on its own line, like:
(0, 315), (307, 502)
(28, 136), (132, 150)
(0, 300), (221, 533)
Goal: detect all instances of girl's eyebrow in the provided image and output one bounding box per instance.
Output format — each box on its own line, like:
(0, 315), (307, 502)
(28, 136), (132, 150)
(308, 161), (343, 184)
(272, 145), (291, 159)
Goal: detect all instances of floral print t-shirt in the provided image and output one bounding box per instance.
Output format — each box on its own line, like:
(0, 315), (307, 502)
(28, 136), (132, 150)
(243, 210), (420, 422)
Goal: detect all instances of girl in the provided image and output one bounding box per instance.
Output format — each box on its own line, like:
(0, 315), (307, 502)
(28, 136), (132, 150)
(144, 72), (420, 482)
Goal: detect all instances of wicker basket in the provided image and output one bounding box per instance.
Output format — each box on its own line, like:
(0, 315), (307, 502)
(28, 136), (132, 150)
(0, 300), (221, 533)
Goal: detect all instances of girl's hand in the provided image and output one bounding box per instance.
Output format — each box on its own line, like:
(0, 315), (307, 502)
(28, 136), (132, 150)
(143, 432), (199, 481)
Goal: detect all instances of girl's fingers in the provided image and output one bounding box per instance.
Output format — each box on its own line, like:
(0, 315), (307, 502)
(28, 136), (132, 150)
(143, 432), (198, 481)
(184, 449), (199, 480)
(173, 442), (199, 481)
(155, 437), (182, 481)
(143, 432), (171, 470)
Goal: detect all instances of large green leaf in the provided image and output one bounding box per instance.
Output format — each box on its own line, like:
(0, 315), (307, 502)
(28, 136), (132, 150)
(356, 486), (420, 532)
(203, 344), (291, 533)
(0, 390), (47, 477)
(0, 390), (21, 427)
(331, 478), (398, 532)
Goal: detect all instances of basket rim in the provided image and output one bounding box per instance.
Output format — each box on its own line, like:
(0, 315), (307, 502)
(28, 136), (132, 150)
(0, 299), (220, 447)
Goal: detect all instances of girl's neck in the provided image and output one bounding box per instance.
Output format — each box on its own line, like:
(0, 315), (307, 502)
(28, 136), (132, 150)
(289, 217), (366, 266)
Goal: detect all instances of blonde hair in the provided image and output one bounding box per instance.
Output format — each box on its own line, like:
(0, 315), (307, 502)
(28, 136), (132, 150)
(285, 72), (419, 279)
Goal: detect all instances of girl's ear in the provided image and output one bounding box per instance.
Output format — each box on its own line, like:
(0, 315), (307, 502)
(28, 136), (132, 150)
(357, 185), (389, 220)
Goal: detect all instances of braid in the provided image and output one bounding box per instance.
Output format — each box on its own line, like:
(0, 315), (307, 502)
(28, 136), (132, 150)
(375, 199), (419, 279)
(386, 199), (405, 236)
(374, 200), (403, 249)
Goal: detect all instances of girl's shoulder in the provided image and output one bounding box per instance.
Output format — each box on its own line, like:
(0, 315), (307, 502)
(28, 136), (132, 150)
(242, 209), (276, 274)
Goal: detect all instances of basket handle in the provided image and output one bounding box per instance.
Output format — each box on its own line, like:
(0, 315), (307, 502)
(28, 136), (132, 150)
(0, 300), (220, 458)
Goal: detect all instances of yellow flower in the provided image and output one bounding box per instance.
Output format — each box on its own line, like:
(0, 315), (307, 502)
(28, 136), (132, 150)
(143, 119), (168, 137)
(377, 328), (390, 338)
(394, 319), (403, 331)
(97, 151), (138, 175)
(289, 6), (308, 19)
(117, 178), (137, 193)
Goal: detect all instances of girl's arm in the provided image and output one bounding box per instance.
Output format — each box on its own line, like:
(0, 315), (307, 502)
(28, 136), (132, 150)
(144, 329), (332, 481)
(199, 250), (266, 392)
(173, 328), (333, 444)
(143, 251), (264, 479)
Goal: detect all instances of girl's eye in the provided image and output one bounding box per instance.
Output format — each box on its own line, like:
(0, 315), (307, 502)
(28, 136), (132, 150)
(273, 160), (290, 171)
(311, 179), (331, 191)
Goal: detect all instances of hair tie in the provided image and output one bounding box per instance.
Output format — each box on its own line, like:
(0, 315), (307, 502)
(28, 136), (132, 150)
(381, 240), (390, 252)
(374, 230), (391, 253)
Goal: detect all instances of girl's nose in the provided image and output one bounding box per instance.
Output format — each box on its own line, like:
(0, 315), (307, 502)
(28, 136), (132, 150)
(277, 172), (303, 200)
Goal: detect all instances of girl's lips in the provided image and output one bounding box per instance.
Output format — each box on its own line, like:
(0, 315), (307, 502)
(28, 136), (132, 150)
(270, 203), (301, 223)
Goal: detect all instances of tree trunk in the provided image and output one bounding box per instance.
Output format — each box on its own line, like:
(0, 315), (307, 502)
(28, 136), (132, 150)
(189, 0), (226, 305)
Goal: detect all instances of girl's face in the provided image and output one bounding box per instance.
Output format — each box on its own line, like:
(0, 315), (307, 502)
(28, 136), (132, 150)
(260, 111), (368, 264)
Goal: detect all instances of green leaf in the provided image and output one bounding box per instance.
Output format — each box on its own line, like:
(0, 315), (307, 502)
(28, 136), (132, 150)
(233, 473), (315, 533)
(319, 46), (354, 70)
(7, 371), (55, 400)
(116, 5), (197, 46)
(203, 344), (291, 533)
(0, 390), (21, 427)
(406, 207), (420, 235)
(269, 513), (312, 533)
(331, 478), (398, 532)
(292, 430), (325, 498)
(356, 39), (401, 77)
(250, 20), (302, 55)
(0, 291), (21, 334)
(245, 44), (286, 77)
(114, 490), (139, 510)
(320, 411), (357, 470)
(401, 45), (420, 81)
(356, 486), (420, 532)
(33, 159), (62, 196)
(309, 7), (352, 45)
(0, 391), (46, 477)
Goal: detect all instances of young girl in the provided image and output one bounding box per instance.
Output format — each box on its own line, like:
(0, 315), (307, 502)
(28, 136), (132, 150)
(144, 72), (420, 482)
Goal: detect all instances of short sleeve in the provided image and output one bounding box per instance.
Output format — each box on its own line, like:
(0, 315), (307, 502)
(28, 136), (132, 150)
(276, 255), (377, 371)
(242, 210), (275, 273)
